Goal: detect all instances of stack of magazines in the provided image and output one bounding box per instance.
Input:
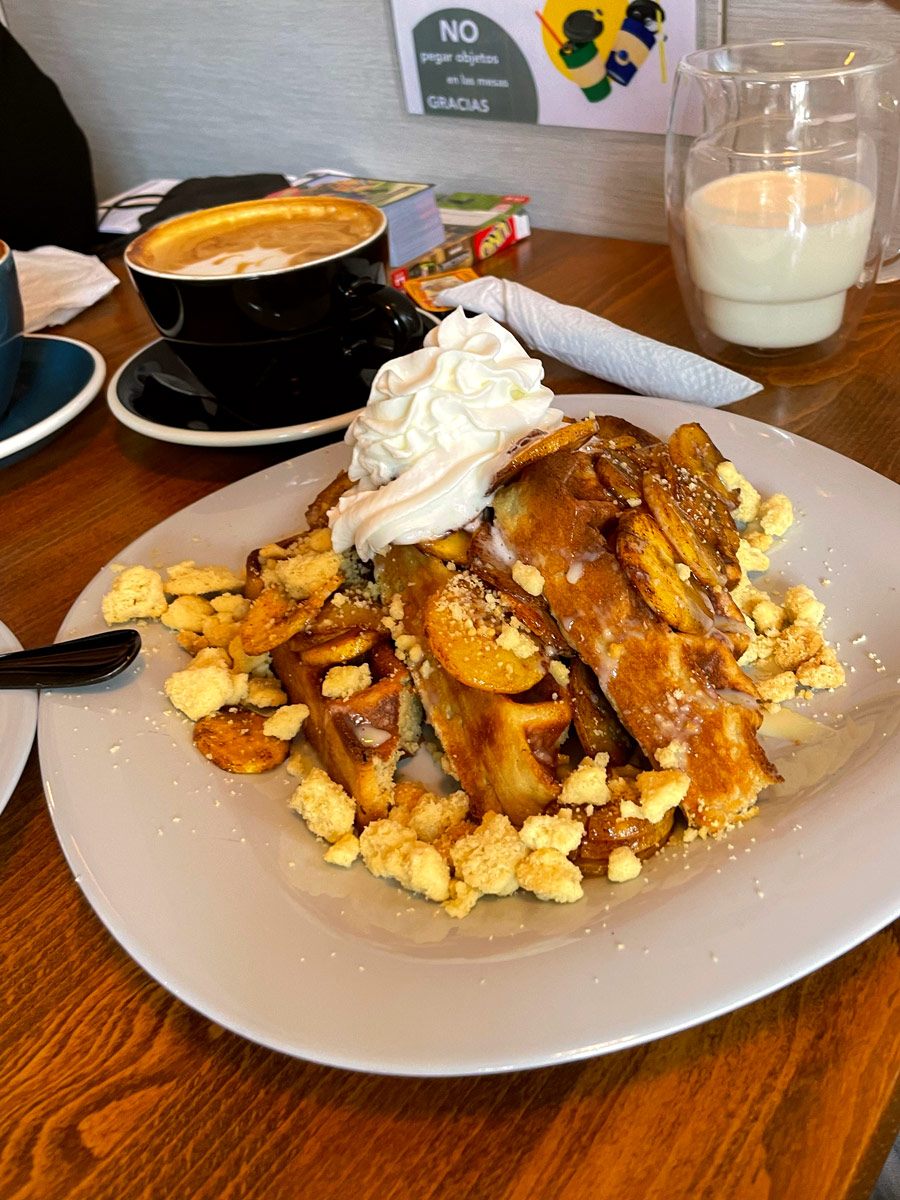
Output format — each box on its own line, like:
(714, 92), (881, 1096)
(391, 191), (531, 285)
(270, 170), (445, 268)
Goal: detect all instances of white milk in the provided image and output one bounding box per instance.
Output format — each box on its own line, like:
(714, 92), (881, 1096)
(684, 170), (875, 348)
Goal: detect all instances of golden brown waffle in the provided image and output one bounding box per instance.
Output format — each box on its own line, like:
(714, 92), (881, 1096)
(492, 431), (781, 832)
(244, 545), (420, 826)
(378, 545), (572, 828)
(272, 632), (420, 826)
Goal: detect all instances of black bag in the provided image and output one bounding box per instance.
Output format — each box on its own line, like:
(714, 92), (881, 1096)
(95, 174), (292, 259)
(0, 24), (97, 252)
(135, 175), (291, 230)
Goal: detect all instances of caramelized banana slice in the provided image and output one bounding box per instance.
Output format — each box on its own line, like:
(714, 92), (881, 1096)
(193, 706), (290, 773)
(300, 627), (385, 667)
(669, 459), (740, 561)
(568, 659), (636, 767)
(305, 469), (353, 529)
(572, 800), (675, 876)
(648, 452), (741, 587)
(489, 418), (597, 491)
(423, 573), (545, 694)
(307, 588), (386, 638)
(594, 444), (648, 506)
(669, 423), (735, 506)
(615, 508), (713, 635)
(241, 579), (340, 654)
(642, 470), (727, 589)
(467, 524), (569, 655)
(419, 529), (473, 566)
(593, 415), (660, 445)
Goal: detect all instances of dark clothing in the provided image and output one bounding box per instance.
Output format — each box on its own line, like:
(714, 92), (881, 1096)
(0, 24), (97, 252)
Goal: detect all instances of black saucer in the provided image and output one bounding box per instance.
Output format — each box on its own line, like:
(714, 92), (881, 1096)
(114, 338), (397, 434)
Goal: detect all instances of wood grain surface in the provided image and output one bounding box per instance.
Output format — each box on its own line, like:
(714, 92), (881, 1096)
(1, 231), (899, 1200)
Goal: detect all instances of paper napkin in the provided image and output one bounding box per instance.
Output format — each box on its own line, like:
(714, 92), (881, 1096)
(436, 276), (762, 407)
(13, 246), (118, 332)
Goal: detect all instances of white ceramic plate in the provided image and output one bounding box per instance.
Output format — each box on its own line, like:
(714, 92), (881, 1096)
(0, 621), (38, 815)
(39, 396), (900, 1075)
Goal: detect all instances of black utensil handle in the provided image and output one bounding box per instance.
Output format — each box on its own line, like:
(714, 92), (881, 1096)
(0, 629), (141, 689)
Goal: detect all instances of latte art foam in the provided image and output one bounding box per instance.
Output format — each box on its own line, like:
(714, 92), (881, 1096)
(162, 226), (367, 276)
(127, 197), (384, 278)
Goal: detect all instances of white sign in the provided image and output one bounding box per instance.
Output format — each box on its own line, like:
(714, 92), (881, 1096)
(391, 0), (697, 135)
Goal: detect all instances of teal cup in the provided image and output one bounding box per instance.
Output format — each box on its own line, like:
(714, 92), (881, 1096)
(0, 240), (24, 421)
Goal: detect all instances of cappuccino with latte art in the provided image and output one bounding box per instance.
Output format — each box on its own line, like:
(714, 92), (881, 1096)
(124, 195), (421, 427)
(127, 196), (384, 277)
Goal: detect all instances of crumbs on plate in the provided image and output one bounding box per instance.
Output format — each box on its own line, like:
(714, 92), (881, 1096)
(97, 256), (850, 916)
(101, 424), (845, 920)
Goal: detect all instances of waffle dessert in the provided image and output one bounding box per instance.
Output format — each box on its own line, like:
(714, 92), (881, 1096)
(490, 418), (782, 831)
(377, 544), (572, 828)
(102, 414), (848, 916)
(243, 534), (421, 826)
(239, 413), (780, 847)
(101, 304), (847, 916)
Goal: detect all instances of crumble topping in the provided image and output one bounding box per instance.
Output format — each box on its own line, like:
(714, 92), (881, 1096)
(165, 560), (245, 595)
(516, 848), (583, 903)
(607, 846), (642, 883)
(164, 664), (248, 721)
(450, 811), (526, 896)
(559, 753), (611, 808)
(511, 560), (545, 596)
(99, 414), (851, 920)
(263, 704), (309, 740)
(289, 767), (356, 843)
(101, 565), (167, 623)
(321, 663), (373, 700)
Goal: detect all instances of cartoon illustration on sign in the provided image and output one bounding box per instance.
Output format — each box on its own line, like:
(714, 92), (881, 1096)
(537, 8), (610, 102)
(390, 0), (695, 135)
(536, 0), (666, 102)
(607, 1), (666, 86)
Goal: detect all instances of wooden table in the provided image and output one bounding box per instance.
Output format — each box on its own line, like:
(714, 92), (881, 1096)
(2, 230), (899, 1200)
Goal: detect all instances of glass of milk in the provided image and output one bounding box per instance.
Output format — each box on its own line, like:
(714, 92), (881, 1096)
(666, 40), (900, 364)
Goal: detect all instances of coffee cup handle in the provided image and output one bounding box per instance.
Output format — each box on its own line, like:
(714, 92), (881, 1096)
(344, 280), (424, 354)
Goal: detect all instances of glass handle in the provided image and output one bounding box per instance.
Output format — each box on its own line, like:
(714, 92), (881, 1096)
(876, 246), (900, 283)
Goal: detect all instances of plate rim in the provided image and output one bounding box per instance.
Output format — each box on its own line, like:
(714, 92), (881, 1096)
(0, 334), (106, 463)
(38, 394), (900, 1075)
(0, 620), (38, 814)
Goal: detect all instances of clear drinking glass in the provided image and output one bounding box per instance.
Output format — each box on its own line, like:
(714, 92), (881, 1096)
(666, 39), (900, 365)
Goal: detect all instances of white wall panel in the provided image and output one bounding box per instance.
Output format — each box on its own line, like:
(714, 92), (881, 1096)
(6, 0), (892, 242)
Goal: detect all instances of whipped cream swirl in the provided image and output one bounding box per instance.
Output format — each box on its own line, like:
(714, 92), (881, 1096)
(329, 308), (561, 560)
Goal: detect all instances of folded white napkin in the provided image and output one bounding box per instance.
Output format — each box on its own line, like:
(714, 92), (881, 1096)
(12, 246), (118, 332)
(436, 277), (762, 407)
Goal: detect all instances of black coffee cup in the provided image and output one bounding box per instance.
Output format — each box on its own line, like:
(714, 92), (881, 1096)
(124, 196), (423, 426)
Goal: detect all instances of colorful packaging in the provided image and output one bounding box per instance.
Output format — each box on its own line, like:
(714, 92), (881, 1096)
(391, 193), (530, 288)
(402, 267), (480, 312)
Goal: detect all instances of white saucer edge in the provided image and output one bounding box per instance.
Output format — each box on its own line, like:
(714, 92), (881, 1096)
(0, 335), (106, 463)
(105, 341), (364, 449)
